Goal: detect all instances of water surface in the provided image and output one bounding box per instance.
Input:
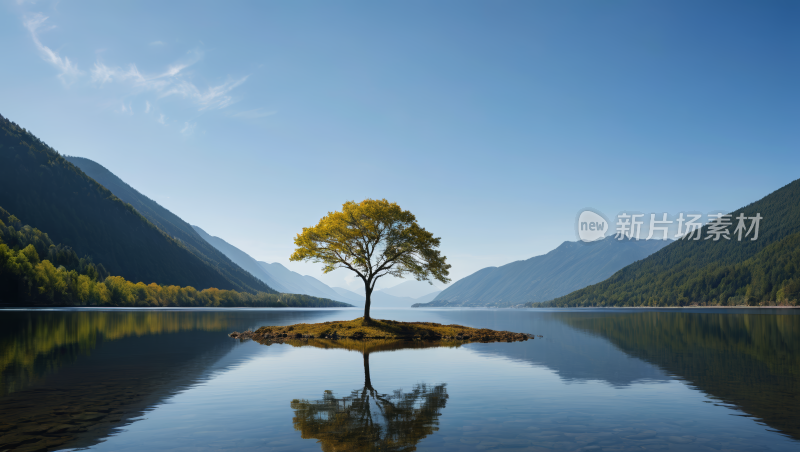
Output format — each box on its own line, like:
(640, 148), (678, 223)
(1, 308), (798, 451)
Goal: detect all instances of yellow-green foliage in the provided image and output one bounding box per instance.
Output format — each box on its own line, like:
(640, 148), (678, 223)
(245, 318), (530, 343)
(0, 248), (336, 308)
(290, 199), (451, 318)
(0, 215), (348, 308)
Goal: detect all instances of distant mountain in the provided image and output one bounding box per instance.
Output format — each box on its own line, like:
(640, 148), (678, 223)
(415, 238), (670, 307)
(187, 225), (365, 303)
(0, 113), (251, 291)
(190, 226), (365, 305)
(412, 291), (441, 304)
(257, 261), (348, 301)
(332, 287), (368, 305)
(186, 220), (446, 307)
(378, 280), (443, 299)
(331, 285), (438, 308)
(191, 226), (288, 293)
(370, 291), (420, 308)
(187, 226), (441, 307)
(66, 156), (275, 295)
(540, 179), (800, 307)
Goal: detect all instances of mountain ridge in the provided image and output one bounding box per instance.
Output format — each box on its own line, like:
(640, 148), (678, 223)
(257, 261), (348, 301)
(0, 204), (348, 307)
(191, 226), (289, 293)
(65, 156), (276, 295)
(0, 113), (250, 291)
(537, 178), (800, 307)
(377, 280), (444, 299)
(416, 237), (670, 307)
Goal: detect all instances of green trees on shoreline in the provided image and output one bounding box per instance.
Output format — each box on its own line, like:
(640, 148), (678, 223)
(535, 229), (800, 308)
(0, 206), (348, 308)
(533, 179), (800, 308)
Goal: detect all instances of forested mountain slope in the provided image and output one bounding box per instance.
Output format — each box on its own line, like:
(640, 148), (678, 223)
(0, 114), (257, 291)
(416, 238), (669, 307)
(537, 179), (800, 307)
(65, 156), (274, 294)
(0, 205), (349, 307)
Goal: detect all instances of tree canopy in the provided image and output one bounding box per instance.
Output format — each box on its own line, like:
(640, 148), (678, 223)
(290, 199), (450, 320)
(65, 156), (275, 295)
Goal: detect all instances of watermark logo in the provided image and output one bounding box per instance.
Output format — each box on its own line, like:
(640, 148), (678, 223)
(576, 210), (763, 242)
(577, 210), (609, 242)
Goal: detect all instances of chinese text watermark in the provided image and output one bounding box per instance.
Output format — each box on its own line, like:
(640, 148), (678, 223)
(577, 210), (762, 242)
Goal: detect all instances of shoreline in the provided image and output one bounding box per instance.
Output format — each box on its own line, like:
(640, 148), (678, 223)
(229, 318), (537, 343)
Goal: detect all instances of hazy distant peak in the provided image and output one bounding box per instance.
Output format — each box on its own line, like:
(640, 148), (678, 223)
(416, 237), (670, 308)
(378, 279), (446, 299)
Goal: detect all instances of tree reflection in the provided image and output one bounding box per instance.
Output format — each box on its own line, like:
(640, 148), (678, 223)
(285, 340), (450, 452)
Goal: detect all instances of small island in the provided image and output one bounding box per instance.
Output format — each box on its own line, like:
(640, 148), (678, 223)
(229, 200), (535, 347)
(229, 317), (534, 343)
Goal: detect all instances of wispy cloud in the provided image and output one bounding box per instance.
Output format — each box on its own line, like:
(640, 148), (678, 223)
(88, 51), (244, 111)
(180, 121), (196, 135)
(90, 62), (171, 91)
(90, 61), (114, 83)
(89, 49), (199, 86)
(22, 14), (254, 128)
(23, 13), (82, 84)
(158, 113), (166, 125)
(162, 62), (190, 77)
(163, 76), (249, 110)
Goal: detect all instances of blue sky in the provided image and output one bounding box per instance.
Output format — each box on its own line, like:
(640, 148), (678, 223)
(1, 0), (798, 289)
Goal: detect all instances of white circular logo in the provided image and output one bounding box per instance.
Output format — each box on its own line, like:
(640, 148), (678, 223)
(577, 210), (608, 242)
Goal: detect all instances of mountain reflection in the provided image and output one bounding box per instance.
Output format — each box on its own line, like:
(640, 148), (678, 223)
(0, 310), (237, 396)
(273, 340), (451, 452)
(3, 309), (798, 450)
(0, 309), (334, 397)
(556, 310), (800, 440)
(0, 309), (333, 452)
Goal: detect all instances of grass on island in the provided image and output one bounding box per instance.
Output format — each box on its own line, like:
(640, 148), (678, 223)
(251, 336), (469, 354)
(229, 317), (535, 343)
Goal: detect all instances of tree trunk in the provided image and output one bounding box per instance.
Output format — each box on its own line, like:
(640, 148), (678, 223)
(364, 283), (372, 322)
(363, 352), (372, 390)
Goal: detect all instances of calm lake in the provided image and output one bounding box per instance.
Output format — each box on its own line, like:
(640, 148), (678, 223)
(1, 308), (798, 452)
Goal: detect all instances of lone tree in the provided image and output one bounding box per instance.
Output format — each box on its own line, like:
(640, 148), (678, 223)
(290, 199), (450, 322)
